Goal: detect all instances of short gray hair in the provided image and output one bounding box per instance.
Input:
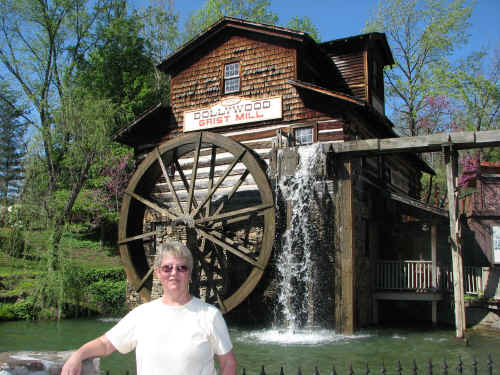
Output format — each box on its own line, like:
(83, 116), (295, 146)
(154, 240), (193, 270)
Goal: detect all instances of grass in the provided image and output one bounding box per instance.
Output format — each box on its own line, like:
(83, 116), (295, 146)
(0, 225), (123, 302)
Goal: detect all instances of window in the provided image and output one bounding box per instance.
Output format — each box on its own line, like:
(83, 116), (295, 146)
(294, 127), (313, 145)
(224, 62), (240, 94)
(493, 226), (500, 264)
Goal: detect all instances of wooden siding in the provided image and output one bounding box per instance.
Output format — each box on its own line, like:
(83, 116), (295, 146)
(171, 35), (298, 131)
(143, 29), (421, 202)
(328, 53), (367, 101)
(169, 34), (345, 139)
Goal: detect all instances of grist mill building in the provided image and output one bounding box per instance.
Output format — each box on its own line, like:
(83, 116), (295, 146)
(115, 17), (495, 334)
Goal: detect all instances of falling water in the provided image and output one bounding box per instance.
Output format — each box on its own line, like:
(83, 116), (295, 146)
(275, 143), (326, 331)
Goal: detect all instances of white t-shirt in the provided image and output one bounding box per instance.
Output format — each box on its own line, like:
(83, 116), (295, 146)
(106, 297), (233, 375)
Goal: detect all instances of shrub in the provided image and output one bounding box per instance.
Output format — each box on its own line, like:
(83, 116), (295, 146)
(12, 297), (37, 320)
(82, 267), (126, 283)
(4, 226), (25, 258)
(86, 279), (126, 315)
(0, 303), (16, 320)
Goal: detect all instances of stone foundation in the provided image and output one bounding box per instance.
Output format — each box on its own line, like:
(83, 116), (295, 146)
(0, 352), (99, 375)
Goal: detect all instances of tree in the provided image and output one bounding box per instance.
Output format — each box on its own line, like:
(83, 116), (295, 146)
(0, 0), (117, 196)
(75, 15), (159, 131)
(183, 0), (278, 40)
(284, 16), (321, 42)
(364, 0), (474, 136)
(0, 0), (122, 275)
(0, 82), (27, 205)
(75, 1), (180, 132)
(138, 0), (180, 63)
(137, 0), (180, 106)
(444, 50), (500, 161)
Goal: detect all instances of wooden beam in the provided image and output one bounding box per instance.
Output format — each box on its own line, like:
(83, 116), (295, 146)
(335, 158), (355, 335)
(328, 130), (500, 156)
(431, 224), (438, 327)
(444, 146), (466, 339)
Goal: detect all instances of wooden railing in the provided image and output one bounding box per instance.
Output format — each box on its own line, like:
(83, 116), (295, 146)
(439, 265), (484, 295)
(376, 260), (484, 294)
(376, 260), (435, 290)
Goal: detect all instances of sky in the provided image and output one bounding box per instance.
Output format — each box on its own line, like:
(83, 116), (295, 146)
(164, 0), (500, 60)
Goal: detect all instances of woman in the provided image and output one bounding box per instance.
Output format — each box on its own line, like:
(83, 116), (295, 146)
(61, 240), (237, 375)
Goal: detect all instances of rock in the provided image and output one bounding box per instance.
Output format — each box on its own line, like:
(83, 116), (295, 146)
(475, 311), (500, 330)
(0, 351), (100, 375)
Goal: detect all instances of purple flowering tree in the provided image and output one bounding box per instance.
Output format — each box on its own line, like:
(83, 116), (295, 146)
(98, 153), (134, 218)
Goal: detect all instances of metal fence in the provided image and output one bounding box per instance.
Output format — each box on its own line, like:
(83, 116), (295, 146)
(105, 355), (494, 374)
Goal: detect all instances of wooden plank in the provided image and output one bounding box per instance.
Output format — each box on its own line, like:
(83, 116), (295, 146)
(379, 133), (447, 153)
(229, 128), (279, 142)
(475, 129), (500, 147)
(445, 147), (466, 339)
(449, 131), (475, 146)
(337, 139), (379, 154)
(331, 130), (500, 155)
(318, 132), (346, 143)
(318, 121), (344, 131)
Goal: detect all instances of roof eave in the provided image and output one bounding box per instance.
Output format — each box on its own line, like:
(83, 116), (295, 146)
(158, 17), (312, 74)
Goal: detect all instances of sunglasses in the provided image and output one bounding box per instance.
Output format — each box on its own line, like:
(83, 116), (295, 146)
(160, 264), (189, 273)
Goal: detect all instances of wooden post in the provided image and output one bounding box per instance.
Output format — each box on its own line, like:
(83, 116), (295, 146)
(431, 224), (438, 289)
(336, 158), (355, 334)
(431, 224), (438, 326)
(444, 146), (466, 338)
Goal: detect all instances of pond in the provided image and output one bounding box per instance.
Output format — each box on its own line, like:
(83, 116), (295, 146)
(1, 319), (499, 374)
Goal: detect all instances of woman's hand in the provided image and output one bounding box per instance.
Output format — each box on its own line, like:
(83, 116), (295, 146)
(217, 350), (237, 375)
(60, 352), (83, 375)
(60, 336), (116, 375)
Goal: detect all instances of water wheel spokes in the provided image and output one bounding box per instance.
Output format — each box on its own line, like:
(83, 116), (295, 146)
(118, 132), (275, 313)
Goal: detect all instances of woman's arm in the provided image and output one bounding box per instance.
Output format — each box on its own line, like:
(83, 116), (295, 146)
(217, 350), (237, 375)
(61, 335), (116, 375)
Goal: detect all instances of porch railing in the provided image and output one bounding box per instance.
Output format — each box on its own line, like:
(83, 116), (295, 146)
(376, 260), (484, 294)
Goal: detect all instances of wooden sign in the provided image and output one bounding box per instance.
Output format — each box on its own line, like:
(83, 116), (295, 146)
(183, 96), (282, 132)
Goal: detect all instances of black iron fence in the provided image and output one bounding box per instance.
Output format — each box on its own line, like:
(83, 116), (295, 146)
(105, 354), (494, 374)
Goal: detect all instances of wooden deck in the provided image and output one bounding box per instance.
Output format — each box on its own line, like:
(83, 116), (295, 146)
(375, 260), (484, 295)
(373, 260), (486, 325)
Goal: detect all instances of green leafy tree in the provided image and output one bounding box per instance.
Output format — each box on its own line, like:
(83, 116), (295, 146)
(137, 0), (179, 105)
(23, 92), (116, 319)
(0, 82), (27, 205)
(364, 0), (474, 136)
(449, 51), (500, 148)
(75, 1), (179, 131)
(76, 16), (158, 130)
(440, 50), (500, 165)
(0, 0), (117, 199)
(284, 16), (321, 42)
(138, 0), (180, 63)
(183, 0), (278, 40)
(0, 0), (122, 276)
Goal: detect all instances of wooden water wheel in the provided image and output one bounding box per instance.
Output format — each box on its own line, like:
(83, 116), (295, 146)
(118, 131), (276, 313)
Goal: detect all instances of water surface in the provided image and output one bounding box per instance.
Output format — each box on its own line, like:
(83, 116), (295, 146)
(1, 319), (498, 374)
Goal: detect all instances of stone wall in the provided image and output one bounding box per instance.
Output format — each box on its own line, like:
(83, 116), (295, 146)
(0, 352), (99, 375)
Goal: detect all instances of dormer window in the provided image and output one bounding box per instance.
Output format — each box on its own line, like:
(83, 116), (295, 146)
(224, 62), (240, 94)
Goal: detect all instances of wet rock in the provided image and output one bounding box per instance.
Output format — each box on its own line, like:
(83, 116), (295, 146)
(0, 351), (99, 375)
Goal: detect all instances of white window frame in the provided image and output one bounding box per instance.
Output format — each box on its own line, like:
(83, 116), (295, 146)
(224, 62), (240, 94)
(493, 226), (500, 264)
(294, 126), (314, 145)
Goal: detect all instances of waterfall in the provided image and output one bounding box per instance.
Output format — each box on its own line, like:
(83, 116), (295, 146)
(275, 143), (326, 331)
